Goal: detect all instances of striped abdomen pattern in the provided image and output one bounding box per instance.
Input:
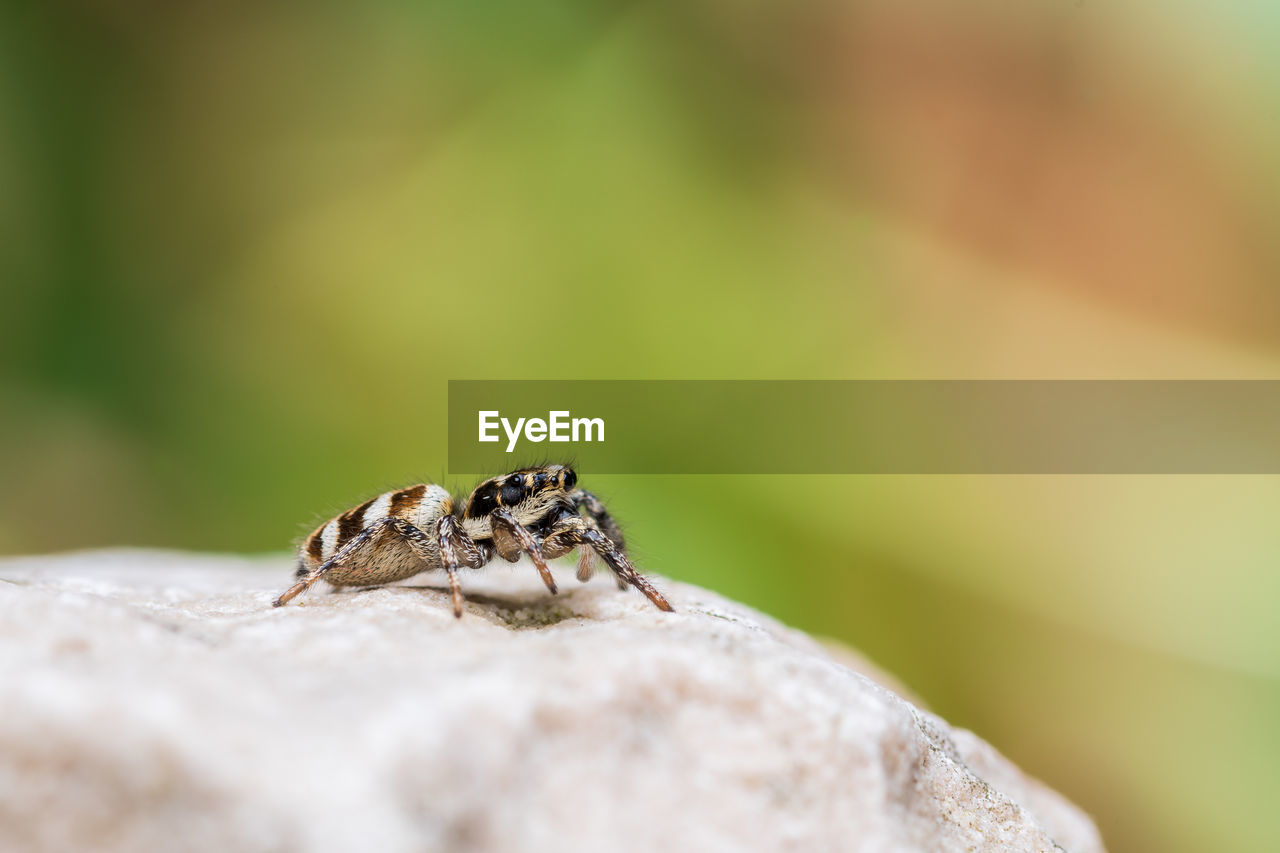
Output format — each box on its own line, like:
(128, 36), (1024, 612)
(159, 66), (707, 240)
(299, 483), (449, 570)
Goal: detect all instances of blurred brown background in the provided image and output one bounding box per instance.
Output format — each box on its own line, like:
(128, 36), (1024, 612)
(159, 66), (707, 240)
(2, 3), (1279, 851)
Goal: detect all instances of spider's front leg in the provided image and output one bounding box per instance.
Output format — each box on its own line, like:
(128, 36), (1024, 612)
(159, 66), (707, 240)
(568, 488), (627, 588)
(489, 507), (558, 595)
(570, 488), (626, 551)
(542, 514), (673, 612)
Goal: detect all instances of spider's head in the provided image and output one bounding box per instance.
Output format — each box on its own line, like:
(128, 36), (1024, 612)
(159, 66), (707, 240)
(463, 464), (577, 527)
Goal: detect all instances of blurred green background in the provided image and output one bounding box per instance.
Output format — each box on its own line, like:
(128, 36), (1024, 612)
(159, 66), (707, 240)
(3, 2), (1279, 851)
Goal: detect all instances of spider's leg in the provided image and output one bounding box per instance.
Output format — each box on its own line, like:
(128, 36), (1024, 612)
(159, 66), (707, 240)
(540, 510), (609, 584)
(569, 489), (628, 587)
(436, 515), (468, 617)
(490, 507), (558, 595)
(543, 518), (672, 612)
(274, 517), (431, 607)
(571, 516), (625, 589)
(570, 488), (626, 551)
(548, 509), (602, 582)
(437, 515), (496, 617)
(442, 515), (490, 569)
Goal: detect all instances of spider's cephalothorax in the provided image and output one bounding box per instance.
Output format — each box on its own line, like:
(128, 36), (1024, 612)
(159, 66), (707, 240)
(272, 466), (672, 617)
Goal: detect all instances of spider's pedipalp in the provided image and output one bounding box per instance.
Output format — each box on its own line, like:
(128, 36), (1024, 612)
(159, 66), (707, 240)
(490, 506), (557, 595)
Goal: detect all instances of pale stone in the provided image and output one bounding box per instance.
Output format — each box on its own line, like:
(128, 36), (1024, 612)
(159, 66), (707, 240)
(0, 550), (1105, 853)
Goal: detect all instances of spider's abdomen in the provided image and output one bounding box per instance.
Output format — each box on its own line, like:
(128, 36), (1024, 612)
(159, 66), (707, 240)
(297, 484), (452, 586)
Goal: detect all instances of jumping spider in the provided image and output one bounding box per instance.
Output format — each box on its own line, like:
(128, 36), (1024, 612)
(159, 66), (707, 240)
(273, 465), (673, 616)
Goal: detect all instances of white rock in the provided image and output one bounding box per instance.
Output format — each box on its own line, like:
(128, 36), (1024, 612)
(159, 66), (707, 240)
(0, 550), (1105, 853)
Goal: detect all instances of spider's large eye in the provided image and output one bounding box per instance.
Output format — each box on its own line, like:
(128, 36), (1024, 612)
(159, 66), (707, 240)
(562, 468), (577, 490)
(465, 489), (496, 518)
(500, 480), (526, 507)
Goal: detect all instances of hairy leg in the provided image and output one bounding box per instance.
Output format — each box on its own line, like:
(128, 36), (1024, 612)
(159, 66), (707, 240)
(543, 518), (672, 612)
(436, 515), (469, 617)
(568, 490), (627, 587)
(570, 488), (626, 551)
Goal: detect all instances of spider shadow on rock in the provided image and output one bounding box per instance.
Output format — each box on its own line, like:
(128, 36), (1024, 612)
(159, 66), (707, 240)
(328, 575), (594, 628)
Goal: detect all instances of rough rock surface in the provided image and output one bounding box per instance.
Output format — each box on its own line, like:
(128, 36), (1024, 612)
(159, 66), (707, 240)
(0, 550), (1105, 853)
